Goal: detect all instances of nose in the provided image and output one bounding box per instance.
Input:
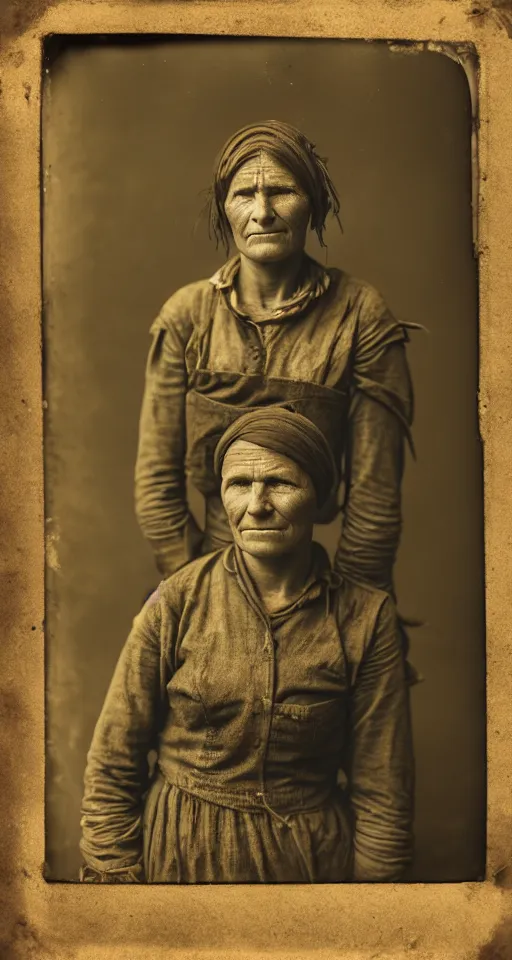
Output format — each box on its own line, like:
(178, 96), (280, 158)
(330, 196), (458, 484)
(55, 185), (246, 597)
(246, 481), (272, 516)
(251, 191), (275, 226)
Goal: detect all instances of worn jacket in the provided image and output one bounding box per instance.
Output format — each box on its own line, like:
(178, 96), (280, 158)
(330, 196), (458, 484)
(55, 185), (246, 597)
(80, 545), (414, 883)
(134, 256), (414, 590)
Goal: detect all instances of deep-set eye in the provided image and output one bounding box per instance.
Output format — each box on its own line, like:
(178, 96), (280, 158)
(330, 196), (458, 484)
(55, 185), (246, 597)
(266, 477), (295, 488)
(232, 188), (256, 200)
(269, 187), (296, 197)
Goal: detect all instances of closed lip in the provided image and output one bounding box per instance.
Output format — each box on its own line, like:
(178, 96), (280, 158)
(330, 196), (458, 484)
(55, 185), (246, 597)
(246, 230), (285, 237)
(240, 527), (286, 532)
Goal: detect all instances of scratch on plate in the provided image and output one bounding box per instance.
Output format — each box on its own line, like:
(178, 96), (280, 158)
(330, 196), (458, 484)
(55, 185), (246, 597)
(45, 525), (60, 572)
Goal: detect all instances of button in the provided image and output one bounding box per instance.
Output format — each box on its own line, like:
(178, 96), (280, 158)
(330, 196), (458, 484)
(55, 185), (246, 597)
(255, 791), (264, 799)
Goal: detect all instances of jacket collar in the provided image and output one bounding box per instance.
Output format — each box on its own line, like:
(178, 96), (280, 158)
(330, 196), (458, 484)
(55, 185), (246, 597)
(222, 541), (341, 623)
(209, 254), (331, 323)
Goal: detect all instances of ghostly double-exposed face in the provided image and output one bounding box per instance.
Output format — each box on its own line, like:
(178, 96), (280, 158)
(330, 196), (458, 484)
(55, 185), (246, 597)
(223, 152), (312, 264)
(220, 440), (317, 559)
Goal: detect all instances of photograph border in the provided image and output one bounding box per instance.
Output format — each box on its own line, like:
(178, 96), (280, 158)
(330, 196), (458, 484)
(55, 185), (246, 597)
(0, 1), (511, 957)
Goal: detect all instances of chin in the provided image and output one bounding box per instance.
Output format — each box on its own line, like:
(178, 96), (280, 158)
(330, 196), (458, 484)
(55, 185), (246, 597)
(244, 243), (296, 264)
(249, 544), (285, 555)
(248, 252), (288, 265)
(238, 535), (297, 559)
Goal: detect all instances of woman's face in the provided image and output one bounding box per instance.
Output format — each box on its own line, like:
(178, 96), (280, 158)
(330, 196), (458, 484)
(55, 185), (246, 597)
(221, 440), (317, 559)
(223, 152), (311, 264)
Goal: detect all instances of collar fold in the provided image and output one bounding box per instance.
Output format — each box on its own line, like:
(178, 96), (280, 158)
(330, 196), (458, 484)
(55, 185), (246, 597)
(222, 541), (340, 624)
(209, 254), (330, 323)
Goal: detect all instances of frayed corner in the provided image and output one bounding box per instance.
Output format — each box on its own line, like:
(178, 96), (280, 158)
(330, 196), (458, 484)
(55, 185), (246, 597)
(468, 1), (512, 40)
(478, 915), (512, 959)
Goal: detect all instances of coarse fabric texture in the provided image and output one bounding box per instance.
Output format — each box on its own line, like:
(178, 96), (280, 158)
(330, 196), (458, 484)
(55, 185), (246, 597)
(80, 545), (414, 884)
(213, 405), (338, 507)
(134, 254), (414, 597)
(141, 776), (353, 883)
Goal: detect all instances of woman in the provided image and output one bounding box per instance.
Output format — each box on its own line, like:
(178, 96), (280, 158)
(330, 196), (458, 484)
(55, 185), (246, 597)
(134, 121), (415, 618)
(81, 409), (414, 883)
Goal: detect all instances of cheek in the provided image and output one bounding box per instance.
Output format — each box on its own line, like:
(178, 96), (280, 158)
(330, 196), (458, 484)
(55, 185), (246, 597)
(275, 197), (311, 229)
(276, 491), (316, 524)
(222, 489), (246, 520)
(224, 200), (248, 234)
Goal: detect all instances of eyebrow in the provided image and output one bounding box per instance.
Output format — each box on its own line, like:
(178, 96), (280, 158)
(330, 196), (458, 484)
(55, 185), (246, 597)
(230, 182), (296, 196)
(231, 186), (257, 197)
(223, 470), (296, 483)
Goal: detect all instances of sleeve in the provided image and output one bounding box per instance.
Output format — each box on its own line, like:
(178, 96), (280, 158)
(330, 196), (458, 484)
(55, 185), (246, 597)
(334, 375), (405, 594)
(79, 591), (172, 881)
(135, 305), (203, 577)
(334, 286), (414, 595)
(347, 595), (415, 882)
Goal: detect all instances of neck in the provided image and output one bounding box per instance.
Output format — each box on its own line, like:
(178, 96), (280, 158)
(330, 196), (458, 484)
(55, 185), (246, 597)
(236, 252), (306, 312)
(241, 541), (313, 613)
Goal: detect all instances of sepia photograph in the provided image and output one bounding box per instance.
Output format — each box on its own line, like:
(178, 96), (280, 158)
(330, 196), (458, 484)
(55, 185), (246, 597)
(41, 35), (485, 887)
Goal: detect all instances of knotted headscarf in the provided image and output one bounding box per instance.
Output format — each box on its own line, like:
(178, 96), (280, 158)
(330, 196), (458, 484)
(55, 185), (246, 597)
(208, 120), (341, 253)
(214, 406), (338, 507)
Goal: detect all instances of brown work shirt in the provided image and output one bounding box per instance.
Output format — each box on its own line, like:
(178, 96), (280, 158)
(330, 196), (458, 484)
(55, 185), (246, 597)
(134, 255), (414, 592)
(80, 544), (414, 883)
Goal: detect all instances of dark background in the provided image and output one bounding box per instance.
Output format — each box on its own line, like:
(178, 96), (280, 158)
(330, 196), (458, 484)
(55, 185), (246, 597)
(42, 37), (485, 882)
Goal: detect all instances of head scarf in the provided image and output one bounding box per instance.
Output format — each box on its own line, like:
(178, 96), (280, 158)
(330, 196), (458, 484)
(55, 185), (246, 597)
(208, 120), (341, 253)
(214, 406), (338, 507)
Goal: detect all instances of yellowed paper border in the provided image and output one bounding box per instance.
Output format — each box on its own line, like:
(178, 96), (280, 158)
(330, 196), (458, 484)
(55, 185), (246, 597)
(1, 1), (511, 957)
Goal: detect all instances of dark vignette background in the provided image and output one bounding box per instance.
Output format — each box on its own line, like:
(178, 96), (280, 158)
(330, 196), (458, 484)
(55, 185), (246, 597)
(41, 36), (485, 883)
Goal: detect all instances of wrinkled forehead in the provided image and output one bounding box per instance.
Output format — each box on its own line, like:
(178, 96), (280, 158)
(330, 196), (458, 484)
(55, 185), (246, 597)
(221, 440), (311, 483)
(227, 151), (303, 192)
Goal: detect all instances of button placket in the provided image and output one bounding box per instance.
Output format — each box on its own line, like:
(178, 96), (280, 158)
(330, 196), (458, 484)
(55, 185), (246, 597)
(257, 628), (276, 803)
(247, 321), (266, 371)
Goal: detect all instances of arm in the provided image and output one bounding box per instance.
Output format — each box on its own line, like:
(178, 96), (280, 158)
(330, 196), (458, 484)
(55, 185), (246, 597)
(135, 310), (203, 577)
(79, 593), (169, 881)
(334, 286), (414, 593)
(347, 596), (414, 882)
(334, 366), (406, 594)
